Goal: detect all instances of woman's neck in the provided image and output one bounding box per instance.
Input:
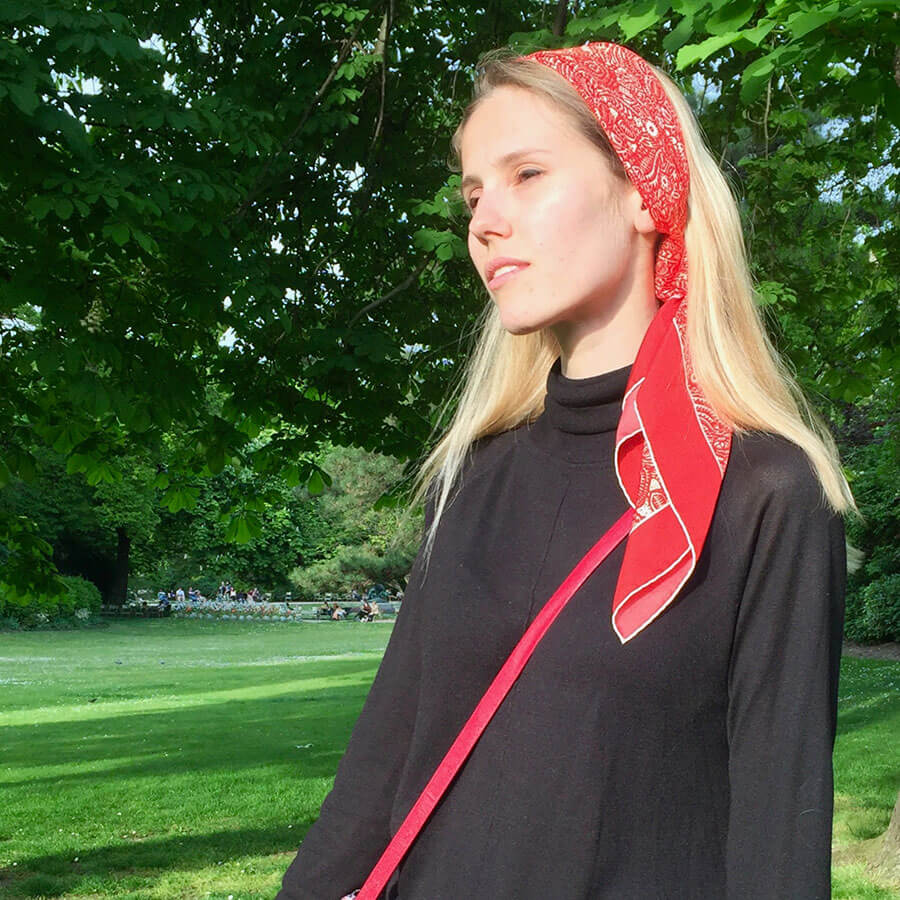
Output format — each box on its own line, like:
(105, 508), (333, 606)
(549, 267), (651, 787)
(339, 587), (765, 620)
(552, 292), (659, 379)
(550, 256), (659, 378)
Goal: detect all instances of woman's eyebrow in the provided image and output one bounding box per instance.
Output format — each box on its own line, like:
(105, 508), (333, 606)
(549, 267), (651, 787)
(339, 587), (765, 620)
(460, 147), (552, 193)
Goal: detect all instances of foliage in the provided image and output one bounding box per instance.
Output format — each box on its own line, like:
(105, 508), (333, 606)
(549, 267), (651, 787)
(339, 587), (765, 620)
(843, 406), (899, 642)
(136, 453), (318, 594)
(131, 444), (419, 595)
(288, 540), (416, 600)
(286, 444), (421, 598)
(60, 572), (102, 613)
(0, 572), (101, 626)
(846, 574), (900, 645)
(1, 0), (896, 625)
(0, 444), (160, 599)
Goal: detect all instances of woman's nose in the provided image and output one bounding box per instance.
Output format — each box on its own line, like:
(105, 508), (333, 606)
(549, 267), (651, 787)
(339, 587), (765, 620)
(469, 190), (512, 241)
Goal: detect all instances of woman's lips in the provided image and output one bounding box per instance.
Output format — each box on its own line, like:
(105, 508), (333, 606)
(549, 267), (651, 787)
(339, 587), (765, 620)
(488, 263), (530, 290)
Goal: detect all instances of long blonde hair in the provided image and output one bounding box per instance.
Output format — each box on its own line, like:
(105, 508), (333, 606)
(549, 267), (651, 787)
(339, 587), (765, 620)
(406, 47), (857, 563)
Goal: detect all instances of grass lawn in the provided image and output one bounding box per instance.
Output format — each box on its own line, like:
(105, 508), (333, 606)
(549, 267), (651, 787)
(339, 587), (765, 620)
(1, 619), (897, 899)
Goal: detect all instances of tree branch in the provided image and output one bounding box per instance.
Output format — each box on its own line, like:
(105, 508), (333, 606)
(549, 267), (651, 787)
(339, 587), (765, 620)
(370, 0), (393, 151)
(346, 257), (432, 330)
(228, 9), (376, 223)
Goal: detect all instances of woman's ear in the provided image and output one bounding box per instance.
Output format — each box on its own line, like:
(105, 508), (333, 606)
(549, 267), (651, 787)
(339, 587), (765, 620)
(632, 194), (656, 236)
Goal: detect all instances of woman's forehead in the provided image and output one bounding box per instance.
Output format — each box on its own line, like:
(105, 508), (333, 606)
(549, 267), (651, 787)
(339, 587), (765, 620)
(459, 89), (578, 174)
(465, 86), (566, 141)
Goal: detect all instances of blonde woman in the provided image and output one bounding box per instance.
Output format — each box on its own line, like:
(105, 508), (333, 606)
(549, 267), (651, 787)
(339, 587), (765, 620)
(277, 42), (852, 900)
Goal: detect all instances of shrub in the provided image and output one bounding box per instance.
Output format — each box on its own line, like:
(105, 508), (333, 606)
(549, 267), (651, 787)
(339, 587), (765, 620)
(0, 574), (101, 627)
(859, 574), (900, 643)
(288, 541), (416, 600)
(60, 574), (102, 615)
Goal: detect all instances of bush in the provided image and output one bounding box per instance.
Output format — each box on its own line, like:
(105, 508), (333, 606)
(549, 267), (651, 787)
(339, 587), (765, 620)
(842, 416), (899, 645)
(288, 541), (416, 601)
(60, 574), (102, 615)
(0, 574), (101, 627)
(858, 574), (900, 643)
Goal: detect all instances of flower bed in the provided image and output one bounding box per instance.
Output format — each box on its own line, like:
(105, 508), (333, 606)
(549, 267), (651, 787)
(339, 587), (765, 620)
(171, 599), (305, 622)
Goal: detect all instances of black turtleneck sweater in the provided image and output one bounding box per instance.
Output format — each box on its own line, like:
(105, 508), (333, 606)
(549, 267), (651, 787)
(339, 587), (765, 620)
(277, 359), (846, 900)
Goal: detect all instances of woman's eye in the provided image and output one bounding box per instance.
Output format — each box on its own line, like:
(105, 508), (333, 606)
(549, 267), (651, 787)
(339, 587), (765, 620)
(466, 169), (542, 214)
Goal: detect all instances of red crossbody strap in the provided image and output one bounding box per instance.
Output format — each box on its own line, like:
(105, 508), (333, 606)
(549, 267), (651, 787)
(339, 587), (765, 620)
(355, 507), (634, 899)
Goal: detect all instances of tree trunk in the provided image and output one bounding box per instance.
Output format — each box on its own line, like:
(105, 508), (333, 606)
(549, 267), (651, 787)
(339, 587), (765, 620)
(552, 0), (569, 37)
(108, 526), (131, 606)
(872, 790), (900, 879)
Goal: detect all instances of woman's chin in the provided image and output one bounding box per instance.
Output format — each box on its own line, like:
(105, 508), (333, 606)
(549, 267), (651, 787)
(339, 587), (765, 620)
(496, 307), (549, 336)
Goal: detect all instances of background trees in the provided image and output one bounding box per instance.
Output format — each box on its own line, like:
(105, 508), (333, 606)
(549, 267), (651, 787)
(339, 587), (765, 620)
(1, 1), (897, 635)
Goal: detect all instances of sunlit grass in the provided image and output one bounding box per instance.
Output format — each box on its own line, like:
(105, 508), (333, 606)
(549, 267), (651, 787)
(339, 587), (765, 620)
(0, 619), (897, 898)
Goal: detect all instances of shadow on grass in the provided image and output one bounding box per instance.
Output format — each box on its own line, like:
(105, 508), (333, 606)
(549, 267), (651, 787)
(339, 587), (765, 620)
(1, 823), (316, 896)
(1, 668), (377, 790)
(837, 695), (900, 735)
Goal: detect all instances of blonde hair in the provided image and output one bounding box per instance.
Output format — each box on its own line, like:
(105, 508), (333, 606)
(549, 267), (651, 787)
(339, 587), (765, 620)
(405, 47), (857, 564)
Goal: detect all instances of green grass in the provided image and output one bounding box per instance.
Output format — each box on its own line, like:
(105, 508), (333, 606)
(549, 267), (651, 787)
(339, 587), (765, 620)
(0, 619), (897, 899)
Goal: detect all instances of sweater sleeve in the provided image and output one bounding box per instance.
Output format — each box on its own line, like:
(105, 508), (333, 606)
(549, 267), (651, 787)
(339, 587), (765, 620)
(725, 446), (846, 899)
(276, 495), (435, 900)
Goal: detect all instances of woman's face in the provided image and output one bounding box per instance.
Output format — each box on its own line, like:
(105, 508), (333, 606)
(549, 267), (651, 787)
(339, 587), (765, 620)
(459, 85), (652, 337)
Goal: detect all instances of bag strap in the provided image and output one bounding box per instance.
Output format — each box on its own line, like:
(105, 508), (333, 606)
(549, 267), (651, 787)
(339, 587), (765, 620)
(354, 508), (634, 899)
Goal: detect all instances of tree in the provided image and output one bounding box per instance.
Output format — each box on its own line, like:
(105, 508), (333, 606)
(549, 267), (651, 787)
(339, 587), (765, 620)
(0, 445), (158, 602)
(2, 1), (897, 602)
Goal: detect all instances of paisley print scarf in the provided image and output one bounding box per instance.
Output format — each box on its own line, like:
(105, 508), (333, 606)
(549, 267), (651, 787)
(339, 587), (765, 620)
(525, 42), (733, 643)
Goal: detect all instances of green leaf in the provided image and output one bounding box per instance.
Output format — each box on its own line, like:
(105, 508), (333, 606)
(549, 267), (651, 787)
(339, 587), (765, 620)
(51, 422), (91, 454)
(7, 82), (39, 116)
(786, 5), (840, 40)
(307, 469), (325, 495)
(618, 0), (664, 40)
(283, 462), (304, 487)
(206, 445), (226, 475)
(733, 18), (775, 47)
(122, 403), (152, 432)
(91, 385), (110, 416)
(35, 350), (59, 376)
(104, 223), (130, 246)
(97, 35), (117, 57)
(132, 229), (157, 253)
(671, 0), (711, 13)
(54, 198), (74, 220)
(163, 485), (200, 513)
(739, 50), (781, 103)
(224, 510), (262, 543)
(677, 31), (740, 68)
(86, 461), (122, 486)
(373, 489), (402, 510)
(705, 0), (756, 35)
(6, 449), (36, 482)
(413, 228), (439, 251)
(663, 15), (695, 52)
(26, 196), (53, 221)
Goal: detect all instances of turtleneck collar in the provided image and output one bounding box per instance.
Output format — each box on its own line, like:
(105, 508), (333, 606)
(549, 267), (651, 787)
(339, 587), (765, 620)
(523, 356), (633, 466)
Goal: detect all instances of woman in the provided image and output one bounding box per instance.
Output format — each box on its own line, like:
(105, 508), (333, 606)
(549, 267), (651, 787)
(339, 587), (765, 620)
(276, 42), (852, 899)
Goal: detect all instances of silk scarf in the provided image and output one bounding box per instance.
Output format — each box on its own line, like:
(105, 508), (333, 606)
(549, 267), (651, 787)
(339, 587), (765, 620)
(525, 42), (733, 643)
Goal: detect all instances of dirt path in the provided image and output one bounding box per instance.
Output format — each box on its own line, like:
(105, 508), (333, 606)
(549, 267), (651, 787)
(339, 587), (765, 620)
(842, 640), (900, 661)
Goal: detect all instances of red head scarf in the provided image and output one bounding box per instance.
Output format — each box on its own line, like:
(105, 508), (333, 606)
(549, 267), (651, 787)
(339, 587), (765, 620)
(524, 42), (733, 643)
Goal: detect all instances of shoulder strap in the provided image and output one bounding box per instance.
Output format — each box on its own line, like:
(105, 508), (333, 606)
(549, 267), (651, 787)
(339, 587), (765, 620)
(354, 508), (634, 899)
